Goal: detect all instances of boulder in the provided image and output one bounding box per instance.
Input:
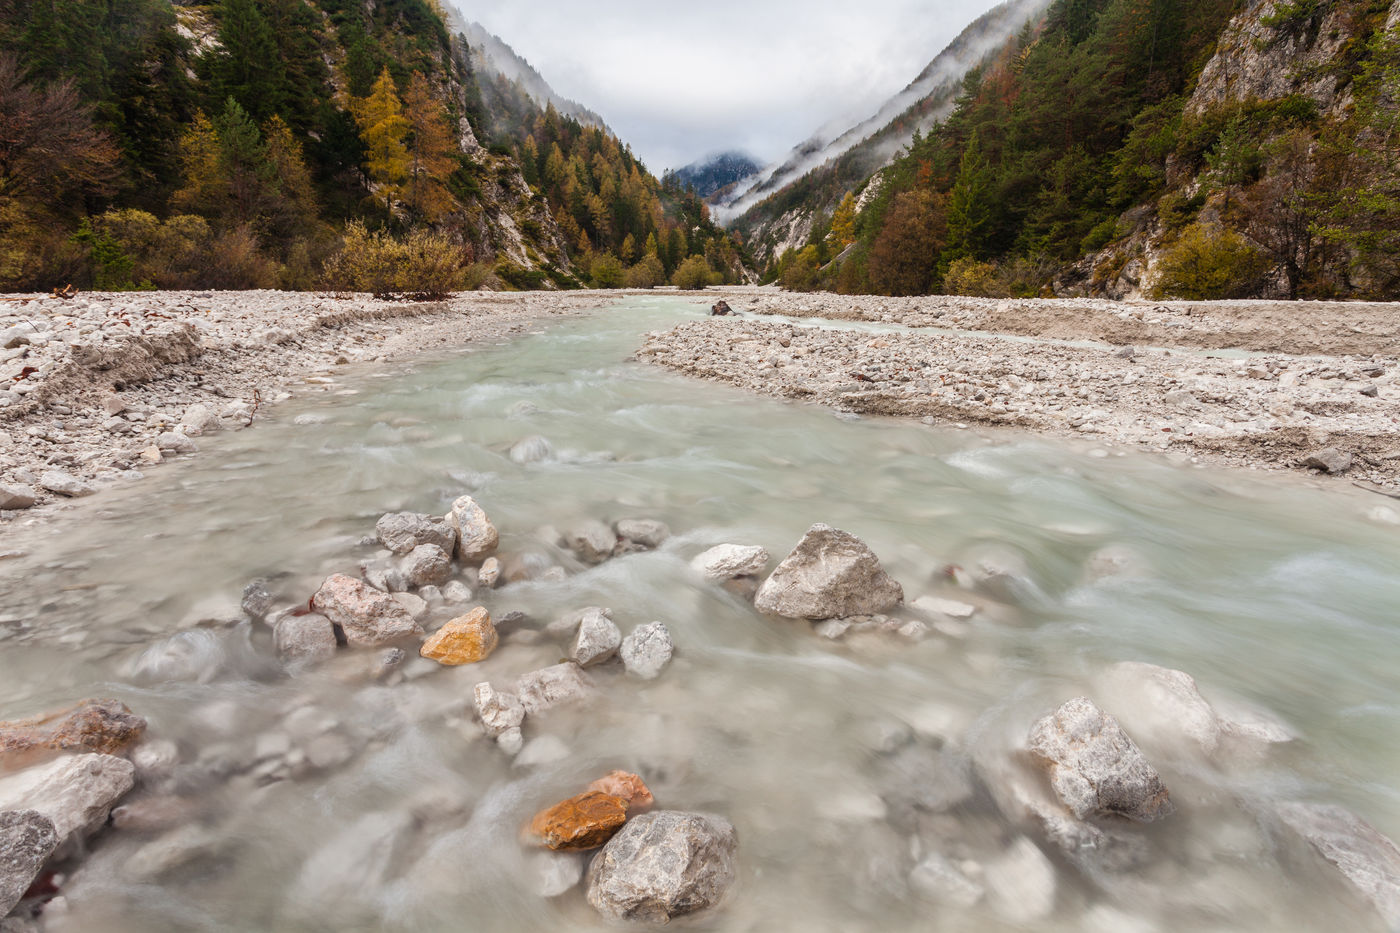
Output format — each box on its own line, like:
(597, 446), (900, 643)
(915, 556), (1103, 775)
(156, 431), (197, 454)
(37, 471), (94, 498)
(420, 607), (497, 665)
(615, 519), (670, 551)
(530, 791), (629, 851)
(586, 811), (737, 923)
(375, 512), (456, 555)
(569, 608), (622, 667)
(586, 771), (654, 809)
(619, 622), (674, 679)
(0, 754), (135, 856)
(446, 496), (498, 563)
(1302, 447), (1352, 475)
(0, 699), (146, 766)
(472, 683), (524, 738)
(710, 301), (733, 316)
(567, 520), (617, 565)
(178, 402), (218, 436)
(0, 810), (58, 917)
(690, 544), (769, 581)
(516, 663), (595, 716)
(478, 556), (501, 589)
(311, 573), (423, 647)
(1027, 697), (1172, 823)
(754, 524), (903, 619)
(0, 485), (36, 510)
(274, 613), (337, 664)
(1277, 801), (1400, 927)
(401, 544), (452, 588)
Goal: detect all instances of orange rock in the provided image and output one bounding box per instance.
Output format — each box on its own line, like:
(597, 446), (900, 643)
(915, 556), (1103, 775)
(0, 699), (146, 767)
(420, 607), (497, 665)
(586, 771), (654, 809)
(529, 791), (629, 850)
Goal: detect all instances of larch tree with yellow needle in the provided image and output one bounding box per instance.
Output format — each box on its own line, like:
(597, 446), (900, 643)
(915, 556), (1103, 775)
(401, 72), (459, 224)
(352, 67), (410, 214)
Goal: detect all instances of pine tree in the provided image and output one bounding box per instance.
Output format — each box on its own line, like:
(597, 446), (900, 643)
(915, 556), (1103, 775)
(209, 0), (283, 122)
(401, 72), (458, 223)
(262, 114), (319, 245)
(351, 67), (410, 214)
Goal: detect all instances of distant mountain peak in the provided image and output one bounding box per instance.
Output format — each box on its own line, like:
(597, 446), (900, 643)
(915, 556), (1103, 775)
(669, 151), (763, 201)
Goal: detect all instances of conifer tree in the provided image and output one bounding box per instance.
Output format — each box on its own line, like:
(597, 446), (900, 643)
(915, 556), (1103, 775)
(209, 0), (283, 122)
(829, 192), (858, 249)
(351, 67), (410, 214)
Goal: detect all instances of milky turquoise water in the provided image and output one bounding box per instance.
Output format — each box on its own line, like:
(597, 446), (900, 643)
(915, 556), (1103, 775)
(0, 295), (1397, 932)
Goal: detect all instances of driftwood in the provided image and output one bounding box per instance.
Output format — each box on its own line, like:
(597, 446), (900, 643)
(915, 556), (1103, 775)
(50, 284), (76, 299)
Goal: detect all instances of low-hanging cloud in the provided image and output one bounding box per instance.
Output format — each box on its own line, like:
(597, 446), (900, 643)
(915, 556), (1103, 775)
(452, 0), (1006, 172)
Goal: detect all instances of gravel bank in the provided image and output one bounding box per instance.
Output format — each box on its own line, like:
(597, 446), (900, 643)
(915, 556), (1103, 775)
(639, 293), (1400, 490)
(0, 290), (608, 521)
(733, 291), (1400, 358)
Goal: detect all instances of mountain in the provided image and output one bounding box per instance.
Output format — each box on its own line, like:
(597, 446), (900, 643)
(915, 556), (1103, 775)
(720, 0), (1051, 260)
(751, 0), (1400, 302)
(451, 16), (611, 136)
(668, 151), (763, 201)
(0, 0), (747, 293)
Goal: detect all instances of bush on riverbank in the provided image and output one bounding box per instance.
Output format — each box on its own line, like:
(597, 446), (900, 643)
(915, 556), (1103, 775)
(322, 222), (464, 299)
(1149, 223), (1270, 300)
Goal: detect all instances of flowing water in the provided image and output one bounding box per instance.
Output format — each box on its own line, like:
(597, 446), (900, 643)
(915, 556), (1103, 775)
(2, 295), (1398, 932)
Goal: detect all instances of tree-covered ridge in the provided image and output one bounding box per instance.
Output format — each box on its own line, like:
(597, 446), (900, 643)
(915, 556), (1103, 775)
(0, 0), (744, 293)
(770, 0), (1400, 300)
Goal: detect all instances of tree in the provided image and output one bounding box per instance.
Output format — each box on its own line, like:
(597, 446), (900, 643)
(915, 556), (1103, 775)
(945, 137), (997, 262)
(829, 191), (858, 249)
(351, 67), (410, 214)
(401, 72), (458, 223)
(868, 189), (947, 295)
(262, 115), (319, 245)
(1238, 130), (1317, 299)
(208, 0), (283, 122)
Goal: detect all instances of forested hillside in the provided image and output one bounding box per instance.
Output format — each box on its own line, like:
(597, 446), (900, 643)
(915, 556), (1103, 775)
(759, 0), (1400, 301)
(0, 0), (746, 293)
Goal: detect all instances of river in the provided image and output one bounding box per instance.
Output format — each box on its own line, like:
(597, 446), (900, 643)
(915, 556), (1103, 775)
(1, 295), (1397, 931)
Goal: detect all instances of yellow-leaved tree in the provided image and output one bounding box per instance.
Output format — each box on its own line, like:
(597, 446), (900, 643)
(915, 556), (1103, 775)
(402, 72), (459, 224)
(829, 191), (858, 250)
(351, 67), (410, 213)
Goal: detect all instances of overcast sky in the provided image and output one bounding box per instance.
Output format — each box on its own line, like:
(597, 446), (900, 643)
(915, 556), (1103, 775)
(454, 0), (1003, 173)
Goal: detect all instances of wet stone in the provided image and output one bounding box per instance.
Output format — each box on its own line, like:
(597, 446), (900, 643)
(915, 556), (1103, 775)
(0, 810), (58, 917)
(529, 791), (629, 851)
(619, 622), (674, 679)
(311, 574), (423, 648)
(754, 523), (904, 620)
(0, 699), (146, 766)
(586, 810), (738, 924)
(420, 607), (498, 666)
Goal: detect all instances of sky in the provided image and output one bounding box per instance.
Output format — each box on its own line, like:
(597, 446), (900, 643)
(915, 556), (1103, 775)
(454, 0), (1004, 174)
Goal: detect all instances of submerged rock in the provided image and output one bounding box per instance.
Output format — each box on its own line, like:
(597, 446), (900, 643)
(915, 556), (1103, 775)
(586, 771), (654, 809)
(1027, 697), (1172, 823)
(0, 754), (135, 856)
(530, 791), (629, 851)
(1101, 661), (1222, 755)
(510, 434), (554, 464)
(567, 521), (618, 565)
(477, 557), (501, 589)
(311, 574), (423, 647)
(909, 852), (984, 908)
(569, 608), (622, 667)
(516, 663), (595, 717)
(1277, 801), (1400, 927)
(447, 495), (499, 563)
(274, 613), (337, 665)
(690, 544), (769, 581)
(615, 519), (670, 551)
(0, 699), (146, 766)
(620, 622), (674, 679)
(0, 810), (58, 917)
(420, 607), (498, 665)
(376, 511), (457, 555)
(586, 810), (737, 923)
(529, 849), (586, 897)
(472, 683), (524, 738)
(983, 836), (1057, 923)
(754, 524), (903, 620)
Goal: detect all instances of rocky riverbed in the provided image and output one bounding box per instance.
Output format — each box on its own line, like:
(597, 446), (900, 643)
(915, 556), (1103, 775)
(638, 291), (1400, 490)
(0, 290), (610, 520)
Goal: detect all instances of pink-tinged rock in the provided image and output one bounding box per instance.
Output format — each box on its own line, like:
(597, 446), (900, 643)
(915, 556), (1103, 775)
(311, 574), (423, 647)
(587, 771), (654, 809)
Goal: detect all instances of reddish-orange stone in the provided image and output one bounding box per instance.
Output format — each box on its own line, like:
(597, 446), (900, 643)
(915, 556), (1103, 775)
(528, 791), (629, 850)
(420, 607), (497, 665)
(0, 698), (146, 767)
(586, 770), (654, 809)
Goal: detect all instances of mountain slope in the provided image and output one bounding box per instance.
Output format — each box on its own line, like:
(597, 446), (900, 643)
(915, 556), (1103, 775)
(669, 151), (763, 200)
(720, 0), (1051, 259)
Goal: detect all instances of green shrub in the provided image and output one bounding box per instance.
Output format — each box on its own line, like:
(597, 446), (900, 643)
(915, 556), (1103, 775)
(943, 257), (1004, 297)
(624, 254), (666, 288)
(323, 221), (462, 298)
(780, 245), (824, 291)
(494, 261), (547, 291)
(1149, 223), (1270, 299)
(589, 252), (625, 288)
(671, 255), (716, 290)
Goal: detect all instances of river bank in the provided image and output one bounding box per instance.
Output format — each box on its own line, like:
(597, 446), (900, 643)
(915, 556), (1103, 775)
(0, 290), (614, 520)
(640, 289), (1400, 492)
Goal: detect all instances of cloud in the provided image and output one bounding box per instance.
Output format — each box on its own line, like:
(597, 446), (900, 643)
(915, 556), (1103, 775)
(452, 0), (1005, 172)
